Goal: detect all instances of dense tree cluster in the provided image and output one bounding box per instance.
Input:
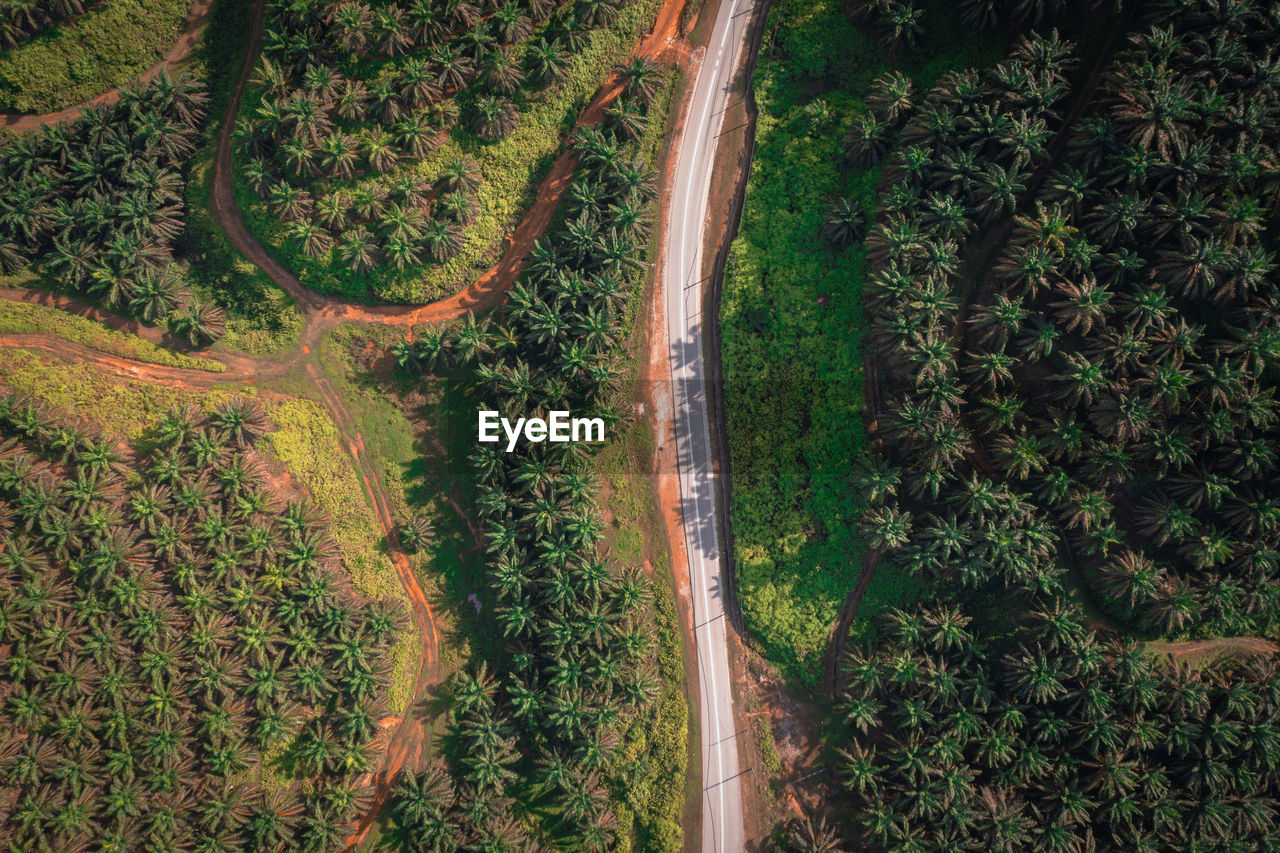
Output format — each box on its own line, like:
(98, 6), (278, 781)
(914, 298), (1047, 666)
(0, 0), (95, 49)
(0, 72), (221, 337)
(0, 392), (406, 851)
(839, 604), (1280, 851)
(801, 0), (1280, 848)
(382, 61), (660, 851)
(861, 1), (1280, 638)
(852, 0), (1125, 54)
(235, 0), (635, 282)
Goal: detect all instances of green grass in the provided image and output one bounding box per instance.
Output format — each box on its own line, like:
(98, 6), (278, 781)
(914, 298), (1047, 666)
(0, 346), (238, 438)
(0, 0), (191, 113)
(0, 298), (225, 371)
(261, 397), (418, 713)
(233, 0), (662, 304)
(311, 325), (484, 674)
(721, 0), (1004, 684)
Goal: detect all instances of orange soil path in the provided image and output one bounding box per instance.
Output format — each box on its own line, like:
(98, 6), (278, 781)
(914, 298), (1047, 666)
(1146, 636), (1280, 663)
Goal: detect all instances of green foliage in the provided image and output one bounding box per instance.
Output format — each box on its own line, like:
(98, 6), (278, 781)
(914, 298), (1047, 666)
(0, 72), (209, 326)
(0, 299), (224, 371)
(813, 0), (1280, 847)
(262, 398), (417, 712)
(0, 346), (235, 438)
(182, 154), (303, 355)
(382, 72), (677, 850)
(845, 563), (928, 643)
(721, 0), (1002, 684)
(0, 0), (190, 113)
(0, 391), (409, 848)
(234, 0), (661, 304)
(596, 421), (689, 853)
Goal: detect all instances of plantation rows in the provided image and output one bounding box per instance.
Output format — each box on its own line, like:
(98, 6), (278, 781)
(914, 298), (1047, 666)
(806, 0), (1280, 848)
(837, 604), (1280, 851)
(859, 2), (1280, 635)
(379, 61), (661, 851)
(0, 72), (226, 341)
(236, 0), (641, 285)
(0, 392), (406, 850)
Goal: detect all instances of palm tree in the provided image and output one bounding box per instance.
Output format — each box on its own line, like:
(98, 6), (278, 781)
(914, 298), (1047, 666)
(363, 129), (400, 173)
(396, 111), (438, 157)
(422, 220), (464, 262)
(527, 37), (569, 85)
(432, 45), (475, 91)
(437, 190), (477, 224)
(480, 48), (526, 95)
(605, 98), (646, 140)
(821, 198), (867, 247)
(289, 220), (334, 258)
(494, 2), (531, 43)
(443, 0), (480, 29)
(471, 96), (519, 141)
(577, 0), (619, 27)
(786, 814), (848, 852)
(844, 114), (888, 168)
(337, 227), (378, 273)
(210, 397), (268, 447)
(374, 6), (413, 56)
(866, 71), (914, 126)
(319, 132), (359, 179)
(335, 79), (369, 122)
(170, 298), (226, 346)
(437, 156), (481, 193)
(130, 265), (183, 322)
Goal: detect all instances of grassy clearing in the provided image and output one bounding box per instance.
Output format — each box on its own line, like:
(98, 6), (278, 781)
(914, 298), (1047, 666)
(720, 0), (1003, 684)
(233, 0), (662, 304)
(0, 298), (225, 371)
(312, 325), (481, 677)
(0, 0), (190, 113)
(0, 347), (237, 437)
(261, 397), (418, 713)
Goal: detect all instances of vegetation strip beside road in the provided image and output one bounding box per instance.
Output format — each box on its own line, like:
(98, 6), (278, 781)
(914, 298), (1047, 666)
(0, 0), (212, 122)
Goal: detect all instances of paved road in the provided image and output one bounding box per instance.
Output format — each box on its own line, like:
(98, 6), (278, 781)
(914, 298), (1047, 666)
(663, 0), (759, 849)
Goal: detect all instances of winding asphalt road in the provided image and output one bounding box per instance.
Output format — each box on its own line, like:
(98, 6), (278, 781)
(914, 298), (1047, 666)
(663, 0), (759, 848)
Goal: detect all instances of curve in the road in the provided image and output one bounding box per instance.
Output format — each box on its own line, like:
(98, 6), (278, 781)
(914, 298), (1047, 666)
(662, 0), (759, 849)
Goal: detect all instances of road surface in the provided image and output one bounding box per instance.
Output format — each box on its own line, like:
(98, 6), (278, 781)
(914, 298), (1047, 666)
(663, 0), (759, 849)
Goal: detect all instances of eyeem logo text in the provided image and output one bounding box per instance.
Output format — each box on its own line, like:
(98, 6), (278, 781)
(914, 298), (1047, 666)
(478, 411), (605, 452)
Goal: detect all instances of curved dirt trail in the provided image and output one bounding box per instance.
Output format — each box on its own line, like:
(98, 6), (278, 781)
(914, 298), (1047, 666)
(0, 0), (215, 133)
(210, 0), (688, 341)
(1146, 636), (1280, 664)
